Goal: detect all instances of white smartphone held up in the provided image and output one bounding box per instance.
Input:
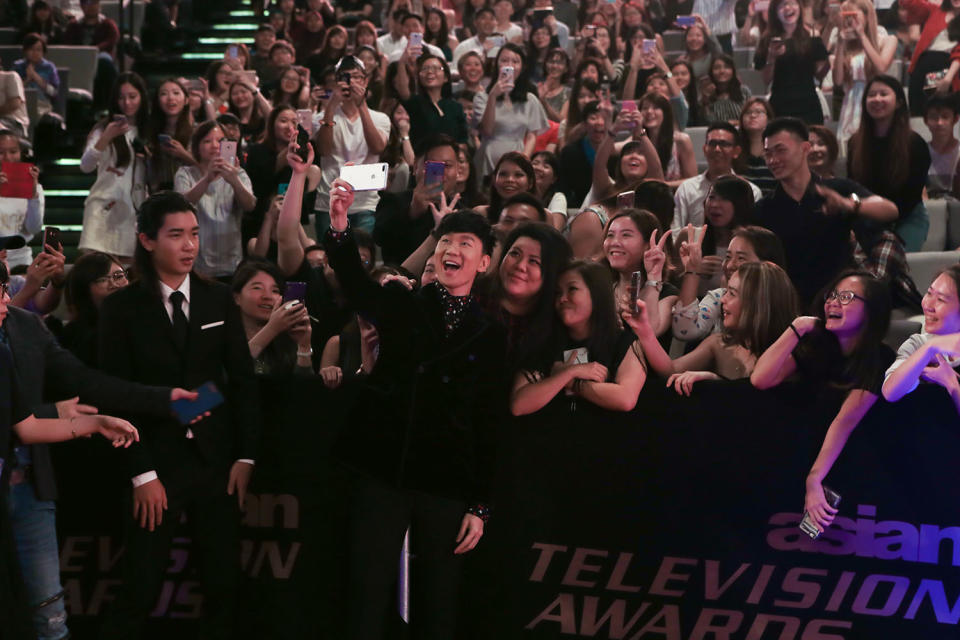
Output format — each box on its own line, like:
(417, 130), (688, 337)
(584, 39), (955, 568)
(409, 31), (424, 48)
(219, 140), (238, 162)
(339, 163), (390, 192)
(500, 65), (514, 85)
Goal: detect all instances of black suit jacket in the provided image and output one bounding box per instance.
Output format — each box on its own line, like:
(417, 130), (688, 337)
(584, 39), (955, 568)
(325, 231), (507, 506)
(3, 306), (170, 501)
(98, 275), (260, 484)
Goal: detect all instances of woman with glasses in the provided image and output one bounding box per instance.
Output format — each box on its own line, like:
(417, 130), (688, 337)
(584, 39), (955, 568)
(752, 270), (896, 536)
(394, 53), (468, 153)
(60, 252), (129, 367)
(738, 98), (778, 197)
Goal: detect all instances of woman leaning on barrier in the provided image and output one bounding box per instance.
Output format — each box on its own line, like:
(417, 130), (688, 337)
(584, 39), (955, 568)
(752, 270), (896, 535)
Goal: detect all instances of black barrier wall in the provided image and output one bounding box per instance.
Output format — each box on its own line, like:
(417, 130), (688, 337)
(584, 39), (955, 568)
(50, 377), (960, 639)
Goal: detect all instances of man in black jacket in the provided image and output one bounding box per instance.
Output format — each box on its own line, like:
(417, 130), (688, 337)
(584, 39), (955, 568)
(97, 192), (260, 640)
(0, 249), (197, 640)
(323, 165), (506, 638)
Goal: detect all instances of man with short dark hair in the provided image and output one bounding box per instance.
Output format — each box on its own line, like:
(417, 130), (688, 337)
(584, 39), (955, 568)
(378, 9), (410, 59)
(672, 121), (761, 230)
(922, 94), (960, 198)
(374, 134), (461, 265)
(756, 117), (898, 305)
(325, 173), (506, 639)
(452, 7), (498, 65)
(387, 12), (446, 62)
(497, 192), (548, 234)
(250, 24), (278, 77)
(314, 55), (391, 238)
(558, 101), (609, 208)
(0, 240), (199, 640)
(98, 191), (260, 639)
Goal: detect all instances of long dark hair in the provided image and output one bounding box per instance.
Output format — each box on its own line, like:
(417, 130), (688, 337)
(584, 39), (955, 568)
(271, 65), (308, 109)
(487, 152), (536, 224)
(65, 251), (124, 325)
(318, 25), (349, 62)
(486, 43), (535, 103)
(262, 103), (296, 151)
(671, 59), (700, 115)
(148, 78), (193, 150)
(731, 225), (787, 268)
(555, 260), (623, 371)
(96, 72), (149, 169)
(759, 0), (813, 57)
(425, 7), (452, 50)
(603, 208), (662, 280)
(639, 91), (675, 173)
(206, 60), (233, 95)
(707, 54), (745, 102)
(496, 223), (572, 370)
(809, 270), (892, 390)
(848, 74), (912, 191)
(531, 150), (561, 203)
(567, 78), (600, 130)
(702, 175), (757, 255)
(724, 261), (800, 357)
(228, 80), (265, 135)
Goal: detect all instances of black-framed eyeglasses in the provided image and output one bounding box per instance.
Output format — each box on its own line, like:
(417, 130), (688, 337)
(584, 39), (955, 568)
(0, 283), (9, 298)
(824, 290), (865, 305)
(93, 270), (129, 286)
(705, 140), (735, 149)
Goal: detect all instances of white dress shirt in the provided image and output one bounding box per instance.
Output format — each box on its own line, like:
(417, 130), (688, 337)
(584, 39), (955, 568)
(131, 276), (254, 487)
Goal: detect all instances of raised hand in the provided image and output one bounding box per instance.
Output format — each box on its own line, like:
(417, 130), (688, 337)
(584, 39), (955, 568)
(642, 228), (671, 281)
(620, 298), (655, 339)
(428, 192), (461, 227)
(286, 138), (315, 174)
(920, 353), (960, 392)
(678, 223), (704, 275)
(329, 176), (356, 231)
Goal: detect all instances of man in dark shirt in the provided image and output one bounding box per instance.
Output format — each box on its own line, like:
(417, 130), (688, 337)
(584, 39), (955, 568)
(374, 134), (461, 265)
(754, 117), (898, 307)
(558, 101), (609, 208)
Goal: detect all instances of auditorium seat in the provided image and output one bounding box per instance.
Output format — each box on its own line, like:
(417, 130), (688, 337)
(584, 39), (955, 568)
(733, 47), (754, 69)
(948, 198), (960, 249)
(906, 250), (960, 293)
(45, 46), (98, 103)
(922, 199), (948, 252)
(738, 68), (767, 97)
(662, 30), (685, 51)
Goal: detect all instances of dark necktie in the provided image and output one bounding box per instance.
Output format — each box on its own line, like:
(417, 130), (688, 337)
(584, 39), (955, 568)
(169, 290), (188, 350)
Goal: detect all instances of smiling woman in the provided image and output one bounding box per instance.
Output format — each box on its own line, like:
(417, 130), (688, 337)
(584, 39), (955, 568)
(751, 270), (896, 534)
(883, 264), (960, 414)
(510, 260), (647, 415)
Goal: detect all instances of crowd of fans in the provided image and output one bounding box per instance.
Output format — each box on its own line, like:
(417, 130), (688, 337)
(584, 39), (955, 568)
(1, 0), (960, 637)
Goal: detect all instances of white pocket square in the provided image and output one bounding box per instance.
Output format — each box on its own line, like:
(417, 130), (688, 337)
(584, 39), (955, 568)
(201, 320), (225, 330)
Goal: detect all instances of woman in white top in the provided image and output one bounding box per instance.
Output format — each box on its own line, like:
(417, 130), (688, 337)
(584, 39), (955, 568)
(78, 72), (150, 260)
(474, 43), (550, 179)
(174, 121), (256, 279)
(883, 264), (960, 415)
(831, 0), (897, 152)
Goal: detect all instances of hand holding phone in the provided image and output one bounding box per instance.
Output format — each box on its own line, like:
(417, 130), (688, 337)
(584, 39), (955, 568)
(172, 382), (225, 425)
(42, 226), (61, 253)
(283, 281), (308, 305)
(339, 163), (389, 192)
(219, 140), (238, 162)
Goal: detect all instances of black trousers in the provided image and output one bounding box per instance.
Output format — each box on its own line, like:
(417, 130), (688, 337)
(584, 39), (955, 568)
(347, 476), (467, 640)
(99, 452), (240, 640)
(910, 51), (950, 116)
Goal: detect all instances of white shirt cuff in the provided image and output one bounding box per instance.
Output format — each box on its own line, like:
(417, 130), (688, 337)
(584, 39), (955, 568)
(131, 471), (158, 487)
(236, 459), (255, 466)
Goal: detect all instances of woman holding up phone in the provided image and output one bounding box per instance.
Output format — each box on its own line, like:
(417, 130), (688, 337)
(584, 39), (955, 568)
(146, 78), (196, 192)
(754, 0), (830, 124)
(232, 258), (314, 375)
(78, 72), (150, 261)
(474, 43), (550, 179)
(174, 121), (256, 279)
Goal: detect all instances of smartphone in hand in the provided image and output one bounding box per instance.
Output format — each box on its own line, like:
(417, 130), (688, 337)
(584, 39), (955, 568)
(172, 382), (225, 425)
(42, 226), (60, 253)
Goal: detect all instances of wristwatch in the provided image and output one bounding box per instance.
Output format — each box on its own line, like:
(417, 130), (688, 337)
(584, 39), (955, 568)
(644, 280), (663, 291)
(664, 71), (673, 79)
(849, 192), (862, 216)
